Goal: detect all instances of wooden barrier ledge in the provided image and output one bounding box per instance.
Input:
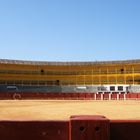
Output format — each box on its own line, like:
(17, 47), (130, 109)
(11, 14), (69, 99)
(0, 115), (140, 140)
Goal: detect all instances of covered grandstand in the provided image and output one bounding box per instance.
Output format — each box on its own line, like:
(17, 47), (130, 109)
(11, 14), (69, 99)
(0, 59), (140, 99)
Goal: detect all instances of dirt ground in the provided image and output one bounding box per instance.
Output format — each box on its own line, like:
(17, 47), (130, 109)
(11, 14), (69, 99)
(0, 100), (140, 120)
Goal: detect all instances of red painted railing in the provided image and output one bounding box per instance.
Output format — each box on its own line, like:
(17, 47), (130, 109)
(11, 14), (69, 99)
(0, 115), (140, 140)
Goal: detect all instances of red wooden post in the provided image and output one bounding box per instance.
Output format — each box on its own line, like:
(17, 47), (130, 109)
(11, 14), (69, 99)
(70, 115), (110, 140)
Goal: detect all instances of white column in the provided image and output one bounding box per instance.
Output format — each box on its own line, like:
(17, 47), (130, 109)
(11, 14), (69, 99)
(101, 93), (104, 100)
(124, 93), (126, 100)
(109, 93), (111, 100)
(95, 93), (97, 100)
(117, 93), (119, 100)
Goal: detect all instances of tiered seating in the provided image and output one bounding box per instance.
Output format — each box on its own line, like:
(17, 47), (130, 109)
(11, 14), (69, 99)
(61, 86), (98, 93)
(128, 85), (140, 93)
(0, 85), (62, 93)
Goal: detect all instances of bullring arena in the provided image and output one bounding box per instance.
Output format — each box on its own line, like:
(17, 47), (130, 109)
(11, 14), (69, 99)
(0, 100), (140, 120)
(0, 59), (140, 140)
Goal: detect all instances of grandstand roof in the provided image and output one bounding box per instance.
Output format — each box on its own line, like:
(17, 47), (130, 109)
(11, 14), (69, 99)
(0, 59), (140, 66)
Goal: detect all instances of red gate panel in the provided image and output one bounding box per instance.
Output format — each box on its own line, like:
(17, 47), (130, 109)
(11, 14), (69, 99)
(103, 93), (109, 100)
(111, 93), (118, 100)
(96, 94), (102, 100)
(119, 94), (124, 100)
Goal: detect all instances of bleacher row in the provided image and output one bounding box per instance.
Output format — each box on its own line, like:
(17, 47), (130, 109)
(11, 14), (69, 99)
(0, 92), (140, 100)
(0, 85), (99, 93)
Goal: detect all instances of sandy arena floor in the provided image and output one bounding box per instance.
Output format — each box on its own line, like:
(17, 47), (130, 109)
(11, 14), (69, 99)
(0, 100), (140, 120)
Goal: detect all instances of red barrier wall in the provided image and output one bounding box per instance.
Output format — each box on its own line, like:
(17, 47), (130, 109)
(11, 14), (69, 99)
(78, 93), (86, 100)
(137, 93), (140, 99)
(1, 92), (140, 100)
(64, 93), (72, 100)
(125, 93), (130, 100)
(0, 115), (140, 140)
(0, 92), (13, 99)
(91, 93), (96, 100)
(85, 93), (92, 100)
(0, 120), (69, 140)
(71, 93), (78, 100)
(110, 120), (140, 140)
(129, 93), (138, 99)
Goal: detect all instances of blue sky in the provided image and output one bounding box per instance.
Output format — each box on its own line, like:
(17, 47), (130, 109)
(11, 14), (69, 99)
(0, 0), (140, 61)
